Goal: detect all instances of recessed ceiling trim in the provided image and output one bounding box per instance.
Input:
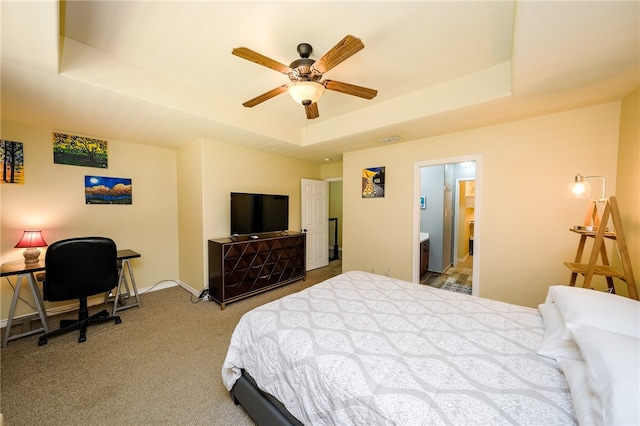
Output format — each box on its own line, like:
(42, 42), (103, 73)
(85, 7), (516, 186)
(301, 62), (513, 147)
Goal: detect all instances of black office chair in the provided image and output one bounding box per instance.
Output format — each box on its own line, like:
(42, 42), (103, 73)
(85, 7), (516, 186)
(38, 237), (122, 346)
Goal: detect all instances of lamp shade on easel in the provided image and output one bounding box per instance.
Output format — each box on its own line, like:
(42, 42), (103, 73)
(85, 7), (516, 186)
(568, 173), (607, 201)
(567, 173), (591, 198)
(15, 230), (48, 263)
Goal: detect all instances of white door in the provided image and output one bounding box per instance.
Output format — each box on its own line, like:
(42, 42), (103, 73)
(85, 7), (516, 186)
(301, 178), (329, 271)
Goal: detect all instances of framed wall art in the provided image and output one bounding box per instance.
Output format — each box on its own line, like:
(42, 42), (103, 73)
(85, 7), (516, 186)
(1, 140), (24, 184)
(85, 175), (132, 205)
(53, 132), (108, 168)
(362, 166), (385, 198)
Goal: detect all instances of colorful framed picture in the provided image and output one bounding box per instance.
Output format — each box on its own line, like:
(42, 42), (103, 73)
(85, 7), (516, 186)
(53, 132), (108, 168)
(85, 175), (132, 205)
(362, 166), (385, 198)
(1, 140), (25, 184)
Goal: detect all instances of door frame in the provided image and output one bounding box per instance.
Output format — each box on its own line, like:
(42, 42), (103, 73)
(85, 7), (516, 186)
(413, 154), (482, 297)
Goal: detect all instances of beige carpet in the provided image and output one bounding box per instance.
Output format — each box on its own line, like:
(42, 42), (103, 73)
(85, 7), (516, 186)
(0, 261), (342, 426)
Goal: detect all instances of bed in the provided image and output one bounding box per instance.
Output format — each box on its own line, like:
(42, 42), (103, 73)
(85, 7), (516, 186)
(222, 271), (640, 425)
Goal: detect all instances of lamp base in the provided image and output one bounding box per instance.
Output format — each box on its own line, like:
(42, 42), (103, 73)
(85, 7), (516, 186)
(23, 248), (41, 264)
(573, 225), (608, 232)
(573, 225), (597, 232)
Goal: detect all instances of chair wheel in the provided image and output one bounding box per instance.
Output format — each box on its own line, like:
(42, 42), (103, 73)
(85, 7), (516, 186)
(115, 317), (122, 324)
(38, 337), (48, 346)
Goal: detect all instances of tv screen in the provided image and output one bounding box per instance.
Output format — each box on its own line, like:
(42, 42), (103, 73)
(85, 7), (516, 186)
(230, 192), (289, 235)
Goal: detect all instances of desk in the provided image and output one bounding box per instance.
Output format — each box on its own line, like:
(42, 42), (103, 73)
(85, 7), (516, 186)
(1, 249), (141, 347)
(0, 260), (48, 347)
(108, 250), (142, 315)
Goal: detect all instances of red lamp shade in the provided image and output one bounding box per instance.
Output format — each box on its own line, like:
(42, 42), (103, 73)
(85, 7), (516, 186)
(15, 230), (48, 248)
(15, 230), (48, 263)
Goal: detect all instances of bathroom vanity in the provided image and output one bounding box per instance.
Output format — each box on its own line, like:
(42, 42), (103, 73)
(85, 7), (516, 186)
(419, 232), (430, 276)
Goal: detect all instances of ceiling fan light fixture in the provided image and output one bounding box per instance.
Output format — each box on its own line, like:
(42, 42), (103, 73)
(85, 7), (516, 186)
(288, 82), (325, 105)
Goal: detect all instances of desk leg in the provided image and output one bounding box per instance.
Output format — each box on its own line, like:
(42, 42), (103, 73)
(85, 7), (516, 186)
(2, 273), (49, 347)
(28, 273), (49, 334)
(2, 275), (24, 347)
(112, 259), (141, 315)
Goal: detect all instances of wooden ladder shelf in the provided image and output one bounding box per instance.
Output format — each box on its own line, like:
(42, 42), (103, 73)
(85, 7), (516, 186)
(564, 196), (638, 300)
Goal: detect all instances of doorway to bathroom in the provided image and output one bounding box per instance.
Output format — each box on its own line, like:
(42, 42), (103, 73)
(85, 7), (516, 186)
(413, 155), (481, 296)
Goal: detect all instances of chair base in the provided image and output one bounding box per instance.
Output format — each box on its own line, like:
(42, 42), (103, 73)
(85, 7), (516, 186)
(38, 302), (121, 346)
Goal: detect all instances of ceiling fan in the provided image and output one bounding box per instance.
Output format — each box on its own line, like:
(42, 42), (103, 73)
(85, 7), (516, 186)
(232, 35), (377, 119)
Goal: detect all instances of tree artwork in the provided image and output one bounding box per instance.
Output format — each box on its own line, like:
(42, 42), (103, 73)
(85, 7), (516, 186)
(1, 140), (25, 184)
(53, 132), (108, 168)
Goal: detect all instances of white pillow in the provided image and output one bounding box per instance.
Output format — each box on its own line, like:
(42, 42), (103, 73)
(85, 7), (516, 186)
(558, 358), (602, 425)
(548, 285), (640, 338)
(537, 302), (583, 361)
(568, 324), (640, 425)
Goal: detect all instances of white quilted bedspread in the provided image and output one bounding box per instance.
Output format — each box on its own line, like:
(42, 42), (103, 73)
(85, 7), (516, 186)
(222, 271), (576, 425)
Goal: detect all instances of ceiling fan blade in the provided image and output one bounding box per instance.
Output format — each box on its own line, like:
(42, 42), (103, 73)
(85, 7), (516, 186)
(305, 102), (319, 119)
(324, 80), (377, 99)
(232, 47), (292, 74)
(312, 35), (364, 74)
(242, 85), (288, 108)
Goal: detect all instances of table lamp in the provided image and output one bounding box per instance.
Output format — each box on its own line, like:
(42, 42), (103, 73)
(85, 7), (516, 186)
(567, 173), (607, 231)
(14, 230), (48, 264)
(567, 173), (606, 201)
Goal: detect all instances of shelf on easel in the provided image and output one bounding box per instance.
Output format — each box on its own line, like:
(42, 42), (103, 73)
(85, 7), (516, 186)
(568, 228), (617, 239)
(564, 262), (626, 280)
(564, 195), (637, 300)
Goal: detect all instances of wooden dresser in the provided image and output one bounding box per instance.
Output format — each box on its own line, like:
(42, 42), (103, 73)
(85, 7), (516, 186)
(208, 232), (306, 309)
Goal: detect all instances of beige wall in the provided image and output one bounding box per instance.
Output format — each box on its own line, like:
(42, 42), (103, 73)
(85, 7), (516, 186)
(320, 162), (343, 180)
(176, 139), (206, 293)
(614, 87), (640, 297)
(343, 103), (621, 308)
(176, 138), (322, 292)
(2, 95), (634, 321)
(1, 121), (179, 321)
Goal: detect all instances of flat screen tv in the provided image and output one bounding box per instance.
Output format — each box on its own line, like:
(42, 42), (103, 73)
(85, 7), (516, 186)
(230, 192), (289, 236)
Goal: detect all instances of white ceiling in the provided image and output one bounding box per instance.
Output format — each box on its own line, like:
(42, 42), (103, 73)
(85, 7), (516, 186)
(2, 1), (638, 164)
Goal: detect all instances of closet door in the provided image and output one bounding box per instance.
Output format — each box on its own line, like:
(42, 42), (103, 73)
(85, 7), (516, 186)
(301, 179), (328, 271)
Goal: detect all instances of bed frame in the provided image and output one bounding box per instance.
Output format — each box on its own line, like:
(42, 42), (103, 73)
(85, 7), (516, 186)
(230, 370), (303, 426)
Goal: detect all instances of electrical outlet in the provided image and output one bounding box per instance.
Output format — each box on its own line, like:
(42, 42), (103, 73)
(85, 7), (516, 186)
(198, 288), (210, 300)
(385, 269), (391, 277)
(371, 267), (375, 273)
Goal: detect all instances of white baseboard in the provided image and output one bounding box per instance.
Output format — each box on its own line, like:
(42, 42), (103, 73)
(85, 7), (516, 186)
(0, 280), (182, 329)
(173, 280), (200, 296)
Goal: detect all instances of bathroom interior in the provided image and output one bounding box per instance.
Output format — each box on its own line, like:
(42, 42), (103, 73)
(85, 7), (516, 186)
(419, 161), (476, 292)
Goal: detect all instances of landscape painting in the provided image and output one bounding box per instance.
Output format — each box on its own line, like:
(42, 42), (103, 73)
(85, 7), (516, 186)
(1, 140), (25, 184)
(85, 175), (132, 205)
(53, 132), (108, 168)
